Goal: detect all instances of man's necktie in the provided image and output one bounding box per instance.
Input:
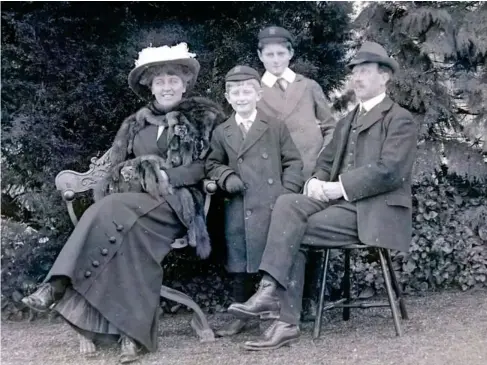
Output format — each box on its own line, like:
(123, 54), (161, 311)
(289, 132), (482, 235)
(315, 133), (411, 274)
(354, 107), (367, 127)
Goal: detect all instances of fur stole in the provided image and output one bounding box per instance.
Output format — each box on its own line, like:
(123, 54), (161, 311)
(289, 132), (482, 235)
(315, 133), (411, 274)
(93, 97), (226, 259)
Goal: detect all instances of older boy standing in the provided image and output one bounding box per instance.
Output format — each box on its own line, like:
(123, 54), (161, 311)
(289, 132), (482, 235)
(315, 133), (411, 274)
(256, 26), (336, 178)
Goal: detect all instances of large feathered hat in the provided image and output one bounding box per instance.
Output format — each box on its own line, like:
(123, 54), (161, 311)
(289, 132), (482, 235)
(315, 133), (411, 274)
(128, 43), (200, 98)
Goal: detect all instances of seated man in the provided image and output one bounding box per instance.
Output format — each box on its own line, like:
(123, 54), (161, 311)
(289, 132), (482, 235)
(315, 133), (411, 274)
(227, 41), (419, 350)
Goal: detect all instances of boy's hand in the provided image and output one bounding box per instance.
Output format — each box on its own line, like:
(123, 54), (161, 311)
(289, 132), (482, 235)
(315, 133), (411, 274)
(224, 174), (245, 193)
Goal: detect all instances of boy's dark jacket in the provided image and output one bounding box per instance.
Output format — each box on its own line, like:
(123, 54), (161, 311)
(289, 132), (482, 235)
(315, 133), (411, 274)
(205, 110), (304, 272)
(94, 97), (226, 258)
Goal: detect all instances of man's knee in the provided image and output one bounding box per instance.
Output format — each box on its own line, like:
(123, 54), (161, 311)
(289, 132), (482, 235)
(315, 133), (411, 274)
(274, 193), (306, 211)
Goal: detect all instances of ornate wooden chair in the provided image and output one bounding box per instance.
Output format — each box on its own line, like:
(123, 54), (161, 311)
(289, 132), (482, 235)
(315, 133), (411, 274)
(305, 243), (409, 339)
(55, 148), (218, 342)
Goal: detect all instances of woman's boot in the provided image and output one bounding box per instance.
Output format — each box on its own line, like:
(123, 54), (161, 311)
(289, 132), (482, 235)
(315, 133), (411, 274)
(78, 333), (96, 356)
(21, 277), (68, 312)
(119, 334), (140, 364)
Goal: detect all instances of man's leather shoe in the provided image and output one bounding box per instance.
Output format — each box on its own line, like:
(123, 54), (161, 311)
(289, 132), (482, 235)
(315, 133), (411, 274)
(21, 283), (56, 312)
(227, 279), (279, 320)
(242, 320), (300, 351)
(215, 318), (248, 337)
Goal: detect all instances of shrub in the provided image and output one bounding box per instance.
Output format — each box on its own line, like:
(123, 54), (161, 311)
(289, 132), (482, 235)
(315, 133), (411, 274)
(323, 174), (487, 299)
(2, 174), (486, 320)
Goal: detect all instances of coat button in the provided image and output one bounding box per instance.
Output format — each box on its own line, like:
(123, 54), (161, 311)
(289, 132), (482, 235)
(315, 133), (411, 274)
(92, 260), (100, 267)
(85, 271), (92, 278)
(268, 178), (274, 184)
(244, 183), (249, 190)
(238, 158), (243, 164)
(109, 236), (116, 244)
(116, 225), (124, 231)
(246, 210), (252, 217)
(101, 248), (108, 256)
(262, 153), (268, 159)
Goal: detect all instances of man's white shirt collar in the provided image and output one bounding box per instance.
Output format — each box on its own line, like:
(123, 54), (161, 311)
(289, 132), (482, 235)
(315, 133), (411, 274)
(360, 92), (386, 113)
(235, 109), (257, 126)
(261, 68), (296, 88)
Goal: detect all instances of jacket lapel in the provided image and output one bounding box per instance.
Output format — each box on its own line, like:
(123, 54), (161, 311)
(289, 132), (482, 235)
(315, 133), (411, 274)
(279, 74), (307, 120)
(238, 112), (268, 157)
(223, 115), (243, 154)
(330, 107), (359, 180)
(358, 96), (394, 133)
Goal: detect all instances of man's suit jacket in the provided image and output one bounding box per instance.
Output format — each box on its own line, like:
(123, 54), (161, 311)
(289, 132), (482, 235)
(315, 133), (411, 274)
(312, 96), (418, 252)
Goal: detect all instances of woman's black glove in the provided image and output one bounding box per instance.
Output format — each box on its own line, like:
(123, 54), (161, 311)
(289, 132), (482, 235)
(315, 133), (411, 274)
(224, 174), (245, 194)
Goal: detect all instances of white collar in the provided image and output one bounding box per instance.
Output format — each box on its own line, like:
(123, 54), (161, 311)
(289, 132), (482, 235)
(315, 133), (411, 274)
(235, 109), (258, 125)
(261, 68), (296, 87)
(360, 92), (386, 113)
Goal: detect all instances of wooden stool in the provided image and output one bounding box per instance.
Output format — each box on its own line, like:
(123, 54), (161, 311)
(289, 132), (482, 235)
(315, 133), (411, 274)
(308, 244), (409, 339)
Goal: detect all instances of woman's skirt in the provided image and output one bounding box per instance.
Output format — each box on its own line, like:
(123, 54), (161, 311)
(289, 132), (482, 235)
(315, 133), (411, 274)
(46, 192), (186, 352)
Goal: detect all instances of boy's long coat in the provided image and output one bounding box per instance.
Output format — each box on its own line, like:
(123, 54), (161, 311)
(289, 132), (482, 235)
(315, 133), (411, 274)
(206, 111), (304, 273)
(258, 74), (336, 178)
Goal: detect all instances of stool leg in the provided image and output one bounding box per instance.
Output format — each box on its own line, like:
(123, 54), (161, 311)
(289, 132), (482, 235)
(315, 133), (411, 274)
(313, 249), (330, 339)
(385, 250), (409, 320)
(342, 249), (351, 321)
(378, 249), (402, 337)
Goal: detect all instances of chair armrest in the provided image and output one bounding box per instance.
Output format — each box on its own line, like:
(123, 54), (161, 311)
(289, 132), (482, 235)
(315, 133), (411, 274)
(202, 179), (217, 195)
(55, 149), (112, 226)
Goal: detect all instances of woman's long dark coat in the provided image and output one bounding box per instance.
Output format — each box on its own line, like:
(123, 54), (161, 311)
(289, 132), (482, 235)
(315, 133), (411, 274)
(205, 111), (304, 273)
(45, 97), (225, 352)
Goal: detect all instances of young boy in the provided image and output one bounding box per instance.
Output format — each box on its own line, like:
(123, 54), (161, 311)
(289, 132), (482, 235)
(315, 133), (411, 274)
(205, 65), (304, 337)
(256, 26), (336, 178)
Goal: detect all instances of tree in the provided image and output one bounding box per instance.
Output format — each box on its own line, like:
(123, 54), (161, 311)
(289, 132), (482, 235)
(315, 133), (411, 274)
(1, 1), (353, 306)
(350, 1), (487, 182)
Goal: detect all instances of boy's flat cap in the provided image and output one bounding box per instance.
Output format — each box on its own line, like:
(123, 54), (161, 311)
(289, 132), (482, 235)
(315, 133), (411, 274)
(225, 65), (261, 82)
(258, 26), (294, 45)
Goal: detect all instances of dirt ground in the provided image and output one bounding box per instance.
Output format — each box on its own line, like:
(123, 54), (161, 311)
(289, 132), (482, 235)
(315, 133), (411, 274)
(1, 290), (487, 365)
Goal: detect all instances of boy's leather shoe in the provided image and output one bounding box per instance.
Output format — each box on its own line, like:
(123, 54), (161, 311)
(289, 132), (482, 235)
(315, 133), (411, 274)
(242, 320), (300, 351)
(215, 318), (248, 337)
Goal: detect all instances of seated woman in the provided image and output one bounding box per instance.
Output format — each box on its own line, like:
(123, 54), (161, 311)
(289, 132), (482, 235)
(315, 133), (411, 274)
(22, 43), (225, 364)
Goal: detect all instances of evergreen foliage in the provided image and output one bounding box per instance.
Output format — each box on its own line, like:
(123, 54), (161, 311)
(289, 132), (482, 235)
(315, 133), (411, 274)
(351, 1), (487, 181)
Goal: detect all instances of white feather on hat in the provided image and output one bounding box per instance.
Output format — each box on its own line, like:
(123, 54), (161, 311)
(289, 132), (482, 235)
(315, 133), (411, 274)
(128, 43), (201, 98)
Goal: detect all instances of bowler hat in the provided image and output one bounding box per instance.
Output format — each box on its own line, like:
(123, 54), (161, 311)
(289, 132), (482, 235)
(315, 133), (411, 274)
(347, 41), (399, 74)
(258, 26), (294, 46)
(225, 65), (261, 82)
(128, 43), (200, 99)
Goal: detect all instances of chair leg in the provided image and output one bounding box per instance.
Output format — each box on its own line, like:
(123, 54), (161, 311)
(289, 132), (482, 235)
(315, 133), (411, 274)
(384, 249), (409, 320)
(342, 249), (351, 321)
(313, 249), (330, 339)
(378, 249), (403, 337)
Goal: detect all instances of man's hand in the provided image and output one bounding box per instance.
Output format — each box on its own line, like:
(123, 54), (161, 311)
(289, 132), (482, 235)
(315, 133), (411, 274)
(224, 174), (245, 194)
(305, 178), (329, 202)
(321, 182), (344, 201)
